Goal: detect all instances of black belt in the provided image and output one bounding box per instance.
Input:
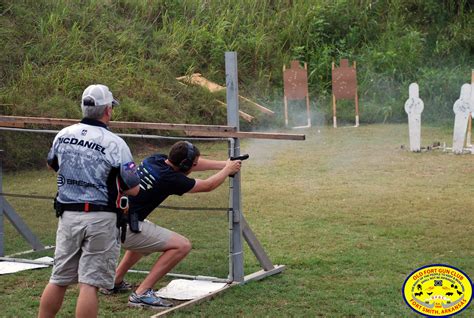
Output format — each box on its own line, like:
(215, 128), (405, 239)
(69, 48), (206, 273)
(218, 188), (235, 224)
(61, 203), (116, 212)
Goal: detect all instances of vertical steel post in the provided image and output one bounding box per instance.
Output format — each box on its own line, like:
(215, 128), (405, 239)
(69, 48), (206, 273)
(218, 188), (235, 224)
(225, 52), (244, 282)
(0, 150), (4, 256)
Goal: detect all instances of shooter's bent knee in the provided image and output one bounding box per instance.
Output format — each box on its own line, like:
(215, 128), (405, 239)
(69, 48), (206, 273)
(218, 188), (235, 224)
(180, 237), (192, 255)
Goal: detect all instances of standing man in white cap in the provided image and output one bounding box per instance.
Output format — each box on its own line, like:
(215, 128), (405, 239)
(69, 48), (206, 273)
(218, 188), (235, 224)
(38, 84), (140, 318)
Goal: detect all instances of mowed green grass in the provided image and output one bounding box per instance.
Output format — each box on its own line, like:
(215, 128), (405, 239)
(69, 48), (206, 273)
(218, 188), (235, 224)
(0, 124), (473, 317)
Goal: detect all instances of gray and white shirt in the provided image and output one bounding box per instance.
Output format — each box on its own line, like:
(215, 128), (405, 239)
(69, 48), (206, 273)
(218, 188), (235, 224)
(47, 118), (139, 207)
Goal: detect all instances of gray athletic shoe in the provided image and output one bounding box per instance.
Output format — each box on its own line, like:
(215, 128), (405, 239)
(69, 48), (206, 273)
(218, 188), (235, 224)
(99, 281), (132, 295)
(128, 288), (173, 309)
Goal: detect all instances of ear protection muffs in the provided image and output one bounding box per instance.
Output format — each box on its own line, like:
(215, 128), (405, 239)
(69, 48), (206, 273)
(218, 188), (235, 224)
(178, 141), (195, 172)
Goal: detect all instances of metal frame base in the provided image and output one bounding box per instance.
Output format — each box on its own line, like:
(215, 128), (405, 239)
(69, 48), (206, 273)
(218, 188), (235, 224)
(149, 265), (286, 317)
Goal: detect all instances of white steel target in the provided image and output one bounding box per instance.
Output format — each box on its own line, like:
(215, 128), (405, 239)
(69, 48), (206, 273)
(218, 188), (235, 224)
(452, 84), (473, 154)
(404, 83), (424, 152)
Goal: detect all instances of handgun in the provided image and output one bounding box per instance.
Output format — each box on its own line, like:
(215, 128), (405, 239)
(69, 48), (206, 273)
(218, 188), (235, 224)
(229, 154), (249, 177)
(230, 154), (249, 161)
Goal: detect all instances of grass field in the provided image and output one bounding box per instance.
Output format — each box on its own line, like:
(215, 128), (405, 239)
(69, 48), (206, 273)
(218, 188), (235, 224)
(0, 124), (473, 317)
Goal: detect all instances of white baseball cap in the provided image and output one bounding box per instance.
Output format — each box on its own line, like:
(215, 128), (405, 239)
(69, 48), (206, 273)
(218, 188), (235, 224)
(81, 84), (120, 107)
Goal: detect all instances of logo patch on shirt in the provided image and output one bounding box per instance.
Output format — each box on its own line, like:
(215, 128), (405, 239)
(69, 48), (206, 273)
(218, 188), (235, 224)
(137, 166), (155, 190)
(81, 129), (87, 136)
(124, 162), (136, 171)
(57, 174), (65, 186)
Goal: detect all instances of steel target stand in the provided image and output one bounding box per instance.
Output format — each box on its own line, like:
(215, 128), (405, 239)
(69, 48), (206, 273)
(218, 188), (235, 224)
(0, 150), (50, 257)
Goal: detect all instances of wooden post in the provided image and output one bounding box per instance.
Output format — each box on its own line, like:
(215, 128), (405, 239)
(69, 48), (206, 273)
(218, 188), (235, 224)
(0, 150), (4, 256)
(354, 61), (360, 127)
(304, 63), (311, 127)
(466, 70), (473, 147)
(283, 64), (289, 127)
(468, 113), (472, 147)
(331, 62), (337, 128)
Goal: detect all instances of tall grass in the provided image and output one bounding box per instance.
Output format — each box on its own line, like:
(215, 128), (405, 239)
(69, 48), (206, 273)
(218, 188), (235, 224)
(0, 0), (472, 167)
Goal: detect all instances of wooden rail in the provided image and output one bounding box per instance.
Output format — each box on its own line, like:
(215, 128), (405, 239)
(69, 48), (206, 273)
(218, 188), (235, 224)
(0, 115), (235, 132)
(0, 115), (305, 140)
(185, 130), (305, 140)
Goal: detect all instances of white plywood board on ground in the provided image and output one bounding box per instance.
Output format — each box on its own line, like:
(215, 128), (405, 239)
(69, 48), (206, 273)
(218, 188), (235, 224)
(0, 256), (53, 275)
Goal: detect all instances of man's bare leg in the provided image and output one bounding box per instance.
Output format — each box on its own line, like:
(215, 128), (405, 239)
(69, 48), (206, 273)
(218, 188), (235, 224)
(76, 283), (98, 318)
(135, 233), (191, 295)
(38, 283), (67, 318)
(114, 250), (145, 285)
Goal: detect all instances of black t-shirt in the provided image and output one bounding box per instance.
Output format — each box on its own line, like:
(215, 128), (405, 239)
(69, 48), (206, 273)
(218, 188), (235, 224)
(129, 154), (196, 220)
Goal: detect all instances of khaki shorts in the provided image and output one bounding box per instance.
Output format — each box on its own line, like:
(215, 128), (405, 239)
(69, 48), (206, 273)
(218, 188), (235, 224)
(122, 220), (173, 255)
(50, 211), (120, 289)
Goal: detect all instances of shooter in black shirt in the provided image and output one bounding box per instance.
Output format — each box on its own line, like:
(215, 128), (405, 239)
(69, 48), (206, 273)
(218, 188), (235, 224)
(101, 141), (242, 309)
